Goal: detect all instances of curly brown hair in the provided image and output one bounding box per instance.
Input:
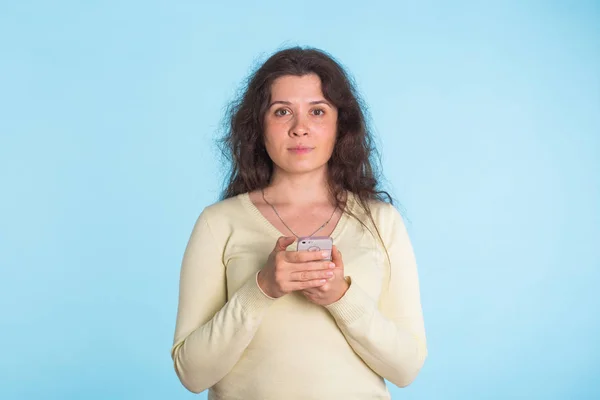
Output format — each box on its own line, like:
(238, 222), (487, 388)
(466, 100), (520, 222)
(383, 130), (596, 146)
(218, 46), (394, 220)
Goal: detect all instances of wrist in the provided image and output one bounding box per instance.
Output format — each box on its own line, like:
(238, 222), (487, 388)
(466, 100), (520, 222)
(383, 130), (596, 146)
(326, 276), (350, 305)
(340, 276), (350, 297)
(256, 270), (279, 299)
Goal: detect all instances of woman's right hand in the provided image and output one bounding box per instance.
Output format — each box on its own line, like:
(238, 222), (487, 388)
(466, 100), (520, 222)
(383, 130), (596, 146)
(257, 236), (336, 299)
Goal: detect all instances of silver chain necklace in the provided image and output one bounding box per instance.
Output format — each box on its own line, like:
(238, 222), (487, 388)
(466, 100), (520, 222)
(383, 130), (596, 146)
(261, 188), (337, 238)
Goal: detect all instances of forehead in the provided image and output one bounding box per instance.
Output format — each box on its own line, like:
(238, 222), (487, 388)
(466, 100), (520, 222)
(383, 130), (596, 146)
(270, 74), (324, 101)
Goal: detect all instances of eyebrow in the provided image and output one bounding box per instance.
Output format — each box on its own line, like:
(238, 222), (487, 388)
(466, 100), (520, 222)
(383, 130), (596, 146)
(268, 100), (332, 108)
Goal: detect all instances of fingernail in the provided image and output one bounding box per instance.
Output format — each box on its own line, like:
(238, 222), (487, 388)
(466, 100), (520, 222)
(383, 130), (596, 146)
(329, 263), (336, 269)
(322, 251), (329, 258)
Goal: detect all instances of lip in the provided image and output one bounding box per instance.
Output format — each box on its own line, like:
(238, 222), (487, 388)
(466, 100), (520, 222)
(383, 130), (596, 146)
(288, 146), (314, 154)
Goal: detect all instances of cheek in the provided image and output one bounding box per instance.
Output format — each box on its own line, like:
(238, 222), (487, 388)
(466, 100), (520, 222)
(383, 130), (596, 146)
(317, 123), (337, 150)
(263, 128), (285, 151)
(310, 115), (336, 135)
(324, 116), (338, 141)
(264, 115), (290, 134)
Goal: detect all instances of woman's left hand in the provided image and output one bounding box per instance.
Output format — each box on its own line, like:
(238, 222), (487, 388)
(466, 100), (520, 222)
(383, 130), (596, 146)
(301, 245), (349, 306)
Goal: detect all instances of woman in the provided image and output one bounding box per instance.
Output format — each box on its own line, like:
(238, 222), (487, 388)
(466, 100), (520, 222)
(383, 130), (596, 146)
(170, 47), (427, 399)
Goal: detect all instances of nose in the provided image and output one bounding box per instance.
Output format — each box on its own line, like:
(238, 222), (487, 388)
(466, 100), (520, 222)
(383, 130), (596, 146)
(289, 115), (309, 137)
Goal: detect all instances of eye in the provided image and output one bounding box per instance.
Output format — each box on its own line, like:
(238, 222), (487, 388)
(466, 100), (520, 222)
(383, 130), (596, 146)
(312, 108), (325, 116)
(274, 108), (290, 117)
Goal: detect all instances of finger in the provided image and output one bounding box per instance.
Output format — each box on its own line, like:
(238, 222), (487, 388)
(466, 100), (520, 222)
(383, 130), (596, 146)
(290, 268), (335, 282)
(303, 287), (318, 295)
(286, 250), (331, 263)
(331, 245), (343, 266)
(302, 290), (316, 299)
(275, 236), (296, 252)
(290, 278), (328, 291)
(289, 259), (335, 272)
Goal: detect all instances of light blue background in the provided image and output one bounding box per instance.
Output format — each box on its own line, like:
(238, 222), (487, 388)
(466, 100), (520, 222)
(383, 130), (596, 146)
(1, 1), (598, 399)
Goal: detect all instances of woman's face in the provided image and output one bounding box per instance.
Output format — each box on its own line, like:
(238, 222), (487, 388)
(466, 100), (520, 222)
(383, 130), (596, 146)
(263, 73), (338, 177)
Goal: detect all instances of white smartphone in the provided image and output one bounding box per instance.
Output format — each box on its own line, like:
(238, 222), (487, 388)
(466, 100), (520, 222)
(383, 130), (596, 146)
(296, 236), (333, 261)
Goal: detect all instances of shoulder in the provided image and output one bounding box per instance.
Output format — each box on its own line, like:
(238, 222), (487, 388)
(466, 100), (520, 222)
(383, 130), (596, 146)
(203, 194), (245, 214)
(196, 193), (249, 227)
(187, 193), (252, 244)
(347, 193), (406, 241)
(348, 192), (402, 223)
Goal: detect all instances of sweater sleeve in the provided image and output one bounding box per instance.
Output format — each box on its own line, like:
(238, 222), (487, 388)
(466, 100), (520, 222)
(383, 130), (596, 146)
(170, 209), (276, 394)
(324, 204), (427, 388)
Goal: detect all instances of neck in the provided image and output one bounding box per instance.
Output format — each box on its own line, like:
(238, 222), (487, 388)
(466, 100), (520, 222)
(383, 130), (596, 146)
(266, 167), (333, 206)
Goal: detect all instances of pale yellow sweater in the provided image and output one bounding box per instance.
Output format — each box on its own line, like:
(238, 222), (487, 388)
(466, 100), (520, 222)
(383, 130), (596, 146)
(171, 192), (427, 399)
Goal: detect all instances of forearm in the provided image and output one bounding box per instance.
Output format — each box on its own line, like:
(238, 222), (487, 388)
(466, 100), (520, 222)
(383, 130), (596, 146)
(325, 278), (427, 387)
(171, 273), (275, 393)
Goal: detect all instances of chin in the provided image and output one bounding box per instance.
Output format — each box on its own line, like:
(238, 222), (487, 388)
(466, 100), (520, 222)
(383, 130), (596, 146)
(277, 161), (328, 176)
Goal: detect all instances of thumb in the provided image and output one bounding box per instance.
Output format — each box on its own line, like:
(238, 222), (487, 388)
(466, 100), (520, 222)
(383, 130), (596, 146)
(332, 245), (343, 266)
(275, 236), (296, 252)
